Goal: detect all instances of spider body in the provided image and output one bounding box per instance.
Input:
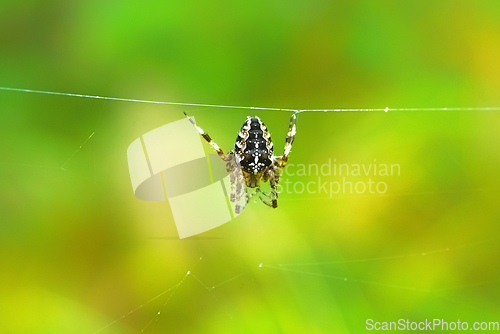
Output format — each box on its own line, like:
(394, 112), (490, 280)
(235, 117), (273, 188)
(184, 112), (297, 211)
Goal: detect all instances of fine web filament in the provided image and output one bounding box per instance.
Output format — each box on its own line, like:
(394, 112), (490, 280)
(2, 86), (500, 113)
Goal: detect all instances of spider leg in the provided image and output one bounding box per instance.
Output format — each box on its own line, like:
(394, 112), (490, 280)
(269, 169), (278, 208)
(258, 169), (279, 208)
(276, 112), (297, 168)
(184, 113), (249, 213)
(234, 174), (247, 214)
(229, 165), (237, 203)
(184, 112), (227, 158)
(233, 172), (242, 214)
(226, 157), (247, 214)
(257, 189), (277, 208)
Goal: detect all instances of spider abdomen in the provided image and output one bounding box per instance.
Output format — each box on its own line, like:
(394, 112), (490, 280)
(235, 116), (274, 177)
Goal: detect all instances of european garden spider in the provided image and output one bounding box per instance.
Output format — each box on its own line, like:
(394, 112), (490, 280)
(184, 112), (297, 213)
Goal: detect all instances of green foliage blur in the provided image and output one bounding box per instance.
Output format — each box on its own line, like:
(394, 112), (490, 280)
(1, 1), (500, 333)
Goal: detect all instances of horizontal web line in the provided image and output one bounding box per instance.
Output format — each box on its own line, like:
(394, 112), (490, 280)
(2, 86), (500, 113)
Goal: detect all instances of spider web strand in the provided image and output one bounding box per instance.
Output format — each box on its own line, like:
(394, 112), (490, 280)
(2, 86), (500, 113)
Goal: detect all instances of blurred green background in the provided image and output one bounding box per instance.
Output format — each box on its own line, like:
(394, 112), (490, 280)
(1, 0), (500, 333)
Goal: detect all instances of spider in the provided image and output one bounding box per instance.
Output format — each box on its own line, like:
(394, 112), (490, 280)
(184, 112), (298, 213)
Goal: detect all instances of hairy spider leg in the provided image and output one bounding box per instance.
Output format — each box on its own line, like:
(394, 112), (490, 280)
(282, 113), (297, 164)
(275, 112), (297, 169)
(229, 168), (237, 203)
(184, 112), (247, 213)
(234, 169), (247, 214)
(261, 113), (298, 208)
(184, 112), (226, 157)
(257, 168), (279, 208)
(268, 168), (279, 208)
(223, 153), (246, 213)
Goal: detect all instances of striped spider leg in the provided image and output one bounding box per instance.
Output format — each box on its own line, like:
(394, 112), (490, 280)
(184, 112), (247, 213)
(257, 112), (298, 208)
(184, 112), (226, 157)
